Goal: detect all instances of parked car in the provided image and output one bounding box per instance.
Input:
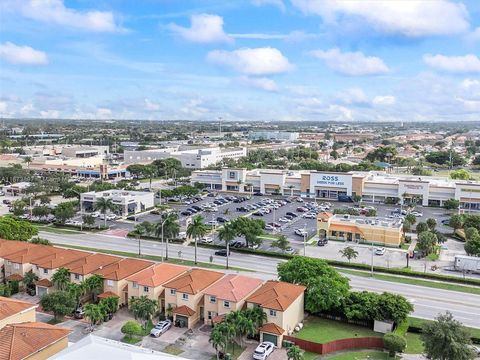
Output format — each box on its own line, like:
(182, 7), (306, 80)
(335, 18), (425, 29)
(317, 239), (328, 246)
(296, 207), (308, 212)
(278, 217), (289, 223)
(253, 211), (264, 217)
(206, 220), (218, 226)
(90, 211), (100, 218)
(236, 207), (248, 212)
(294, 229), (308, 237)
(216, 217), (228, 223)
(268, 222), (281, 228)
(375, 247), (386, 256)
(285, 212), (298, 218)
(215, 249), (230, 256)
(150, 320), (172, 337)
(2, 199), (11, 205)
(230, 241), (245, 248)
(181, 210), (192, 216)
(410, 211), (423, 217)
(74, 306), (85, 319)
(253, 192), (264, 196)
(265, 224), (274, 231)
(201, 236), (214, 243)
(253, 342), (274, 360)
(303, 213), (316, 219)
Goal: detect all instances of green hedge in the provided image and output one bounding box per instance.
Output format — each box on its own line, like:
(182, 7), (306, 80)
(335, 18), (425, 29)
(126, 232), (184, 244)
(406, 317), (480, 344)
(194, 243), (480, 286)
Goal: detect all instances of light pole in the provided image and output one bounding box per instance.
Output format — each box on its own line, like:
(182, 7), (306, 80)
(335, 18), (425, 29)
(370, 241), (374, 276)
(303, 223), (307, 256)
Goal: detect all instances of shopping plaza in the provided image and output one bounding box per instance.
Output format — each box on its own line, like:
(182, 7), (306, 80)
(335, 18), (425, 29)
(191, 168), (480, 210)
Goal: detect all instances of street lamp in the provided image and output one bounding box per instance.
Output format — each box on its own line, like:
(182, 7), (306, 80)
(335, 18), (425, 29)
(303, 222), (307, 256)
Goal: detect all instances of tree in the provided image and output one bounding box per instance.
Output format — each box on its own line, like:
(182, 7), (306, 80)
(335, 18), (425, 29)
(444, 199), (460, 210)
(417, 231), (438, 256)
(67, 282), (86, 309)
(0, 216), (38, 241)
(54, 202), (76, 224)
(129, 296), (158, 329)
(384, 333), (406, 357)
(287, 345), (304, 360)
(186, 215), (208, 265)
(426, 218), (437, 231)
(416, 222), (428, 234)
(465, 233), (480, 256)
(218, 221), (236, 269)
(159, 212), (180, 260)
(449, 214), (464, 230)
(11, 200), (27, 216)
(30, 237), (52, 245)
(84, 303), (104, 329)
(40, 291), (76, 321)
(126, 164), (145, 179)
(403, 220), (412, 233)
(278, 257), (350, 313)
(425, 150), (465, 167)
(99, 296), (119, 316)
(85, 274), (104, 302)
(51, 267), (71, 291)
(23, 270), (38, 294)
(405, 214), (417, 225)
(271, 235), (290, 253)
(95, 198), (116, 228)
(375, 292), (413, 324)
(39, 195), (51, 205)
(82, 214), (95, 228)
(32, 205), (50, 219)
(365, 146), (398, 162)
(450, 169), (471, 180)
(339, 246), (358, 263)
(422, 312), (475, 360)
(142, 165), (157, 190)
(209, 325), (227, 360)
(232, 217), (264, 248)
(121, 320), (143, 339)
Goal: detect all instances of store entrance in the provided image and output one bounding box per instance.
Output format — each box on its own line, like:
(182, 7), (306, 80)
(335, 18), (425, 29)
(316, 188), (347, 200)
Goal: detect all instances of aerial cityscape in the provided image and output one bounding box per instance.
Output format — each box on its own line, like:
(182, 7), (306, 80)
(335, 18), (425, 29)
(0, 1), (479, 360)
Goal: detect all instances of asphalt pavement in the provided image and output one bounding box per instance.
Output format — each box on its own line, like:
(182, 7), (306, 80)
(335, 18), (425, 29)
(40, 230), (480, 329)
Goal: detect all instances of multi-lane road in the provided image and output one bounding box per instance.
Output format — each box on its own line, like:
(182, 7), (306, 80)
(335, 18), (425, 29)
(40, 230), (480, 329)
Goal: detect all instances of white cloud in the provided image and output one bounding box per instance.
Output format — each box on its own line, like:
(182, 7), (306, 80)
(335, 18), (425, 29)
(207, 47), (293, 75)
(251, 0), (286, 12)
(230, 30), (318, 42)
(310, 48), (389, 76)
(0, 42), (48, 65)
(373, 95), (396, 106)
(168, 14), (232, 43)
(468, 27), (480, 42)
(144, 99), (160, 111)
(239, 76), (278, 92)
(96, 108), (112, 119)
(291, 0), (469, 37)
(40, 110), (60, 119)
(423, 54), (480, 73)
(0, 101), (7, 114)
(10, 0), (121, 32)
(335, 88), (369, 105)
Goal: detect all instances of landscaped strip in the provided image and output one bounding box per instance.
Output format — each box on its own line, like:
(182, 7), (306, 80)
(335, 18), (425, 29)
(338, 268), (480, 295)
(54, 243), (250, 272)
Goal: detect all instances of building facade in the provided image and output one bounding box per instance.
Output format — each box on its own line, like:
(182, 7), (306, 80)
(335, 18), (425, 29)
(80, 189), (155, 216)
(191, 168), (480, 210)
(248, 131), (299, 142)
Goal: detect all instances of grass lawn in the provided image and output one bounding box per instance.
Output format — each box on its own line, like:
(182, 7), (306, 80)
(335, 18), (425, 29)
(210, 342), (245, 360)
(405, 332), (424, 354)
(162, 345), (184, 356)
(325, 351), (391, 360)
(55, 243), (249, 271)
(36, 225), (82, 235)
(121, 335), (141, 345)
(338, 269), (480, 296)
(303, 352), (320, 360)
(296, 317), (381, 343)
(47, 318), (64, 325)
(408, 317), (480, 339)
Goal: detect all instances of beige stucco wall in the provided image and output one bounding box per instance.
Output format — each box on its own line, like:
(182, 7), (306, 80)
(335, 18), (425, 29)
(0, 307), (36, 329)
(70, 273), (85, 284)
(203, 295), (241, 325)
(4, 262), (31, 278)
(280, 294), (304, 333)
(34, 266), (54, 281)
(25, 336), (69, 360)
(104, 278), (129, 305)
(127, 282), (164, 302)
(164, 288), (203, 328)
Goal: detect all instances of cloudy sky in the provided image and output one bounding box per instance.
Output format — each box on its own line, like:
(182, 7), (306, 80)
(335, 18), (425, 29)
(0, 0), (479, 122)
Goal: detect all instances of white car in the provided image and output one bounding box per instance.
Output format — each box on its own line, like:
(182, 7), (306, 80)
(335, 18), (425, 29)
(106, 214), (117, 221)
(150, 320), (172, 337)
(278, 217), (290, 223)
(410, 211), (423, 217)
(375, 247), (386, 256)
(253, 342), (274, 360)
(264, 225), (275, 231)
(90, 212), (100, 218)
(206, 220), (218, 226)
(303, 213), (316, 219)
(178, 231), (187, 240)
(295, 229), (308, 237)
(201, 236), (214, 243)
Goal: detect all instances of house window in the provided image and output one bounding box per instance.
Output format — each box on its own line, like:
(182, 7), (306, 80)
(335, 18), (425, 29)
(182, 293), (189, 300)
(13, 263), (19, 270)
(210, 296), (216, 304)
(223, 301), (230, 308)
(43, 268), (48, 274)
(107, 280), (113, 286)
(74, 274), (80, 280)
(132, 282), (138, 288)
(229, 171), (236, 179)
(208, 311), (217, 320)
(170, 289), (176, 295)
(144, 286), (149, 293)
(269, 309), (277, 317)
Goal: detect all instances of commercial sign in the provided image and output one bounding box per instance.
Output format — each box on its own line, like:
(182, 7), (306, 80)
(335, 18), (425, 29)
(316, 175), (347, 187)
(309, 173), (352, 195)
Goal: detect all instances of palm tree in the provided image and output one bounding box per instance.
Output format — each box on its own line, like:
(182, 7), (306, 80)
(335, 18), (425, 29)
(161, 213), (180, 260)
(23, 156), (32, 169)
(209, 326), (227, 360)
(94, 198), (116, 227)
(218, 222), (236, 269)
(247, 306), (267, 332)
(67, 282), (86, 309)
(51, 267), (70, 291)
(339, 246), (359, 263)
(129, 296), (158, 329)
(85, 275), (104, 302)
(287, 345), (304, 360)
(23, 270), (38, 294)
(236, 313), (255, 347)
(186, 215), (208, 265)
(84, 303), (104, 330)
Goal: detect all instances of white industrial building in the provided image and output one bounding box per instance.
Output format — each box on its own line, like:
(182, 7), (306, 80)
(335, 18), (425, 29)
(249, 131), (299, 141)
(124, 146), (246, 169)
(191, 168), (480, 210)
(80, 190), (154, 216)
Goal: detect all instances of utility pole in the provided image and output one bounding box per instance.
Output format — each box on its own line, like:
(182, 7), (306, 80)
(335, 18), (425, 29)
(371, 241), (374, 276)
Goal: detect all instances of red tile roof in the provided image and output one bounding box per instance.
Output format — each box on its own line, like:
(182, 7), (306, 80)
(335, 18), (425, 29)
(34, 279), (52, 288)
(246, 281), (305, 311)
(0, 297), (37, 322)
(31, 248), (91, 269)
(204, 274), (263, 302)
(64, 253), (121, 275)
(2, 244), (57, 264)
(97, 291), (119, 299)
(0, 241), (30, 259)
(0, 322), (71, 360)
(173, 305), (196, 317)
(92, 258), (154, 281)
(126, 263), (188, 287)
(163, 269), (224, 295)
(5, 274), (23, 282)
(259, 323), (285, 335)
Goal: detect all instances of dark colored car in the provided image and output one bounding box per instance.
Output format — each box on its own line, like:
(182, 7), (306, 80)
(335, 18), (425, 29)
(317, 239), (328, 246)
(230, 241), (245, 248)
(2, 199), (11, 205)
(191, 205), (202, 211)
(215, 249), (231, 256)
(286, 212), (298, 218)
(213, 200), (223, 205)
(253, 192), (264, 196)
(338, 195), (354, 202)
(252, 211), (264, 216)
(236, 207), (248, 212)
(181, 210), (192, 216)
(216, 217), (228, 223)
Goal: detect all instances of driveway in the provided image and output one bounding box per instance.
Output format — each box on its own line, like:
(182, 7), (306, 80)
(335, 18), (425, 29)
(93, 307), (134, 341)
(238, 344), (289, 360)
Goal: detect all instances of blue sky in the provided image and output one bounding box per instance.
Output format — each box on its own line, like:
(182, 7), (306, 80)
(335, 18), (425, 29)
(0, 0), (479, 122)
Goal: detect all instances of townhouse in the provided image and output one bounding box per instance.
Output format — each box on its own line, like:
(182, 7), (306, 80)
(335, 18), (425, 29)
(64, 253), (122, 284)
(30, 248), (92, 297)
(202, 274), (263, 325)
(0, 240), (33, 282)
(3, 244), (57, 281)
(126, 263), (188, 312)
(246, 280), (306, 347)
(163, 269), (224, 329)
(92, 258), (154, 305)
(0, 296), (37, 330)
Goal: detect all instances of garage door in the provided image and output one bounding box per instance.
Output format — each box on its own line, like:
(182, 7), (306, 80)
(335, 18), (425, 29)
(176, 315), (188, 328)
(36, 286), (47, 297)
(262, 333), (278, 346)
